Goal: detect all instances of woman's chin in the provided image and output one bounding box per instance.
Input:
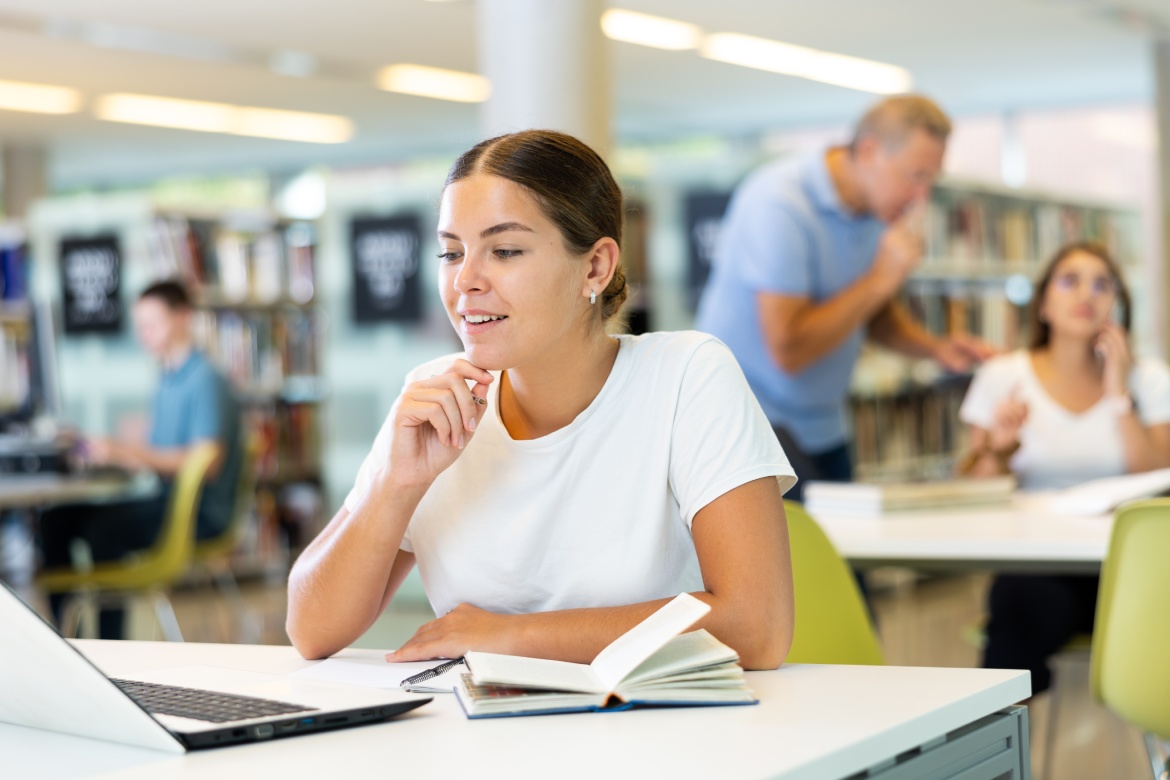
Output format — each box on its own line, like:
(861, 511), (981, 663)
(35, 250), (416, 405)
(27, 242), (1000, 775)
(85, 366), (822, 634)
(462, 345), (510, 372)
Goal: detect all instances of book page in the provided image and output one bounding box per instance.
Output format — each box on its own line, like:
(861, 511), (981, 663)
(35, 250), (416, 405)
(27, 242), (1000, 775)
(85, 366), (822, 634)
(590, 593), (711, 692)
(465, 651), (602, 694)
(618, 629), (738, 688)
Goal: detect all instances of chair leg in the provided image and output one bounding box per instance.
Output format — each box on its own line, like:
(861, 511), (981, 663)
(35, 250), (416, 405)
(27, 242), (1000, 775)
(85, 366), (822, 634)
(1144, 732), (1169, 780)
(151, 592), (185, 642)
(1041, 683), (1064, 780)
(211, 563), (258, 643)
(61, 591), (100, 639)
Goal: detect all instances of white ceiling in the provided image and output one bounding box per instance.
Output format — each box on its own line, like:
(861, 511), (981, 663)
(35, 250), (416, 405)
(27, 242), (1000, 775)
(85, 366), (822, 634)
(0, 0), (1162, 189)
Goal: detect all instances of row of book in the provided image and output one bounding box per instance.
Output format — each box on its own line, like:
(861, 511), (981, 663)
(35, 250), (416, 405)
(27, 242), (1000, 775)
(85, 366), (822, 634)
(902, 283), (1026, 350)
(242, 402), (321, 483)
(230, 480), (324, 578)
(849, 377), (972, 482)
(147, 215), (316, 305)
(0, 242), (28, 302)
(0, 322), (30, 413)
(191, 308), (320, 395)
(924, 193), (1136, 270)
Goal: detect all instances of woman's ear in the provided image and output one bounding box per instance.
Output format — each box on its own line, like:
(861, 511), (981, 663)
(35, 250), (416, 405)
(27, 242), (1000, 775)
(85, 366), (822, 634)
(582, 237), (619, 300)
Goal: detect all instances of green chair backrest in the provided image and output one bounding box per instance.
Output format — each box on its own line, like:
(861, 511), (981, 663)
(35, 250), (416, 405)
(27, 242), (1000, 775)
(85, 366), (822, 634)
(784, 501), (885, 666)
(194, 433), (259, 561)
(1090, 498), (1170, 740)
(141, 442), (220, 586)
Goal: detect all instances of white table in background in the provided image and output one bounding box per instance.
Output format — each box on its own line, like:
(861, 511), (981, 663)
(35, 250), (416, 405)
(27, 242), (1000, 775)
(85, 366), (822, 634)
(0, 640), (1031, 780)
(0, 471), (141, 510)
(811, 496), (1111, 575)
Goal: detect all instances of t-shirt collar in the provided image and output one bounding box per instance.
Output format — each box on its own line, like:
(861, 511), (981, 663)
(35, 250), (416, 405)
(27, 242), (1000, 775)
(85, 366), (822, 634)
(806, 150), (853, 219)
(162, 347), (197, 378)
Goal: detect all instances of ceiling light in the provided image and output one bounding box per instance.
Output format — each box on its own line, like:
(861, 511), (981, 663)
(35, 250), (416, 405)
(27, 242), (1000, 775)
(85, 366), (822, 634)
(0, 79), (81, 114)
(700, 33), (911, 95)
(94, 94), (353, 144)
(378, 64), (490, 103)
(601, 9), (702, 50)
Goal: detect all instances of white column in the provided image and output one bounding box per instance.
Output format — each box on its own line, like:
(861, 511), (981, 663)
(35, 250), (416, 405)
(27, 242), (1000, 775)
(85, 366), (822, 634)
(475, 0), (610, 156)
(1, 145), (48, 220)
(1154, 40), (1170, 354)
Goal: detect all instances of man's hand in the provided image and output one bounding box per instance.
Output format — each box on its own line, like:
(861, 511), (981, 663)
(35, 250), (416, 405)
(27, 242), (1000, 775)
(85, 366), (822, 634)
(384, 604), (516, 662)
(869, 200), (928, 298)
(933, 332), (998, 373)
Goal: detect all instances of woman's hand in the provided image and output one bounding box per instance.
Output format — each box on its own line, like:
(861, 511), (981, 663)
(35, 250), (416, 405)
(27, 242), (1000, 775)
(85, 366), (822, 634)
(385, 360), (493, 490)
(385, 604), (515, 662)
(989, 390), (1027, 452)
(1096, 322), (1133, 399)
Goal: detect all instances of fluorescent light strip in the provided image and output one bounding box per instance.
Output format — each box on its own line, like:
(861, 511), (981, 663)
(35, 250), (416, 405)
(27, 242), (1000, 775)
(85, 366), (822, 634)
(378, 64), (490, 103)
(701, 33), (911, 95)
(0, 79), (81, 114)
(94, 94), (353, 144)
(601, 9), (702, 50)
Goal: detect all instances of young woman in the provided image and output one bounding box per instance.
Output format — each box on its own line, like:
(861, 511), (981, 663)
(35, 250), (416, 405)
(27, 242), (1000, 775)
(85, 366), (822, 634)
(957, 241), (1170, 693)
(287, 130), (797, 669)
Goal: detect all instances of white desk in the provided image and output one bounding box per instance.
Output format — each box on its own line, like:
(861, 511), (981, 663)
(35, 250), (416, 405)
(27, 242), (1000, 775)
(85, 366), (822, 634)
(0, 472), (141, 509)
(812, 498), (1111, 574)
(0, 640), (1031, 780)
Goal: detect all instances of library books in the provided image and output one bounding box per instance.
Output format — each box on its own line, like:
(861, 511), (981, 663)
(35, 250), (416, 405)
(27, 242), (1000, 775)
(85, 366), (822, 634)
(454, 594), (757, 719)
(804, 476), (1016, 515)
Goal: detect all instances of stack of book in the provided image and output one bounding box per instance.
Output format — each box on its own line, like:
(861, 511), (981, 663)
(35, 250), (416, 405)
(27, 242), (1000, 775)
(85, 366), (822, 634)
(804, 476), (1016, 515)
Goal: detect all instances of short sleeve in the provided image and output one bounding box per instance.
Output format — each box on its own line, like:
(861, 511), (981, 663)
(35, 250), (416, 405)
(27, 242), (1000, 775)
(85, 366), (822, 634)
(959, 355), (1019, 430)
(668, 339), (796, 528)
(1133, 358), (1170, 425)
(720, 194), (813, 298)
(189, 370), (223, 442)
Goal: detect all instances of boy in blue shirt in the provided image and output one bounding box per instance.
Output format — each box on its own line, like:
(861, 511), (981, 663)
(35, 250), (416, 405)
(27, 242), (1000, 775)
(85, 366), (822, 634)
(38, 280), (241, 638)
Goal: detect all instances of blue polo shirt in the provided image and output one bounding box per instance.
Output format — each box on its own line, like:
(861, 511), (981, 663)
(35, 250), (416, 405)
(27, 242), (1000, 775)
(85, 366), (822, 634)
(695, 152), (884, 452)
(149, 350), (241, 539)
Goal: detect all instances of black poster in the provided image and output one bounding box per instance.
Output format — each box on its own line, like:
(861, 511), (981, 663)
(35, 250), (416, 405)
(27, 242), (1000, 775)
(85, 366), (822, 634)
(684, 191), (732, 311)
(350, 215), (423, 324)
(59, 235), (122, 335)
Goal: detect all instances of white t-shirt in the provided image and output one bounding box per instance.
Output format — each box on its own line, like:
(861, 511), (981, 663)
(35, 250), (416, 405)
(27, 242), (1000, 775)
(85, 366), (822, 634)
(344, 331), (796, 618)
(959, 349), (1170, 491)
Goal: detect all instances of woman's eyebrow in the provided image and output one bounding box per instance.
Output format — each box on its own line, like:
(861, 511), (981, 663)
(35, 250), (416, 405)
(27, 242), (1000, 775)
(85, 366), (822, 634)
(481, 222), (534, 238)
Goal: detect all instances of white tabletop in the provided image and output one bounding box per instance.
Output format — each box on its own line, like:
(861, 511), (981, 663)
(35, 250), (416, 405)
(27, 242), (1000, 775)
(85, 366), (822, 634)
(812, 495), (1111, 573)
(0, 640), (1030, 780)
(0, 471), (144, 509)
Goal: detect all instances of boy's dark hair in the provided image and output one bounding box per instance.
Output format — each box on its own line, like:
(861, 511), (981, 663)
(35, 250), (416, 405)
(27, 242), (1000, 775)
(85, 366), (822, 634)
(138, 280), (192, 311)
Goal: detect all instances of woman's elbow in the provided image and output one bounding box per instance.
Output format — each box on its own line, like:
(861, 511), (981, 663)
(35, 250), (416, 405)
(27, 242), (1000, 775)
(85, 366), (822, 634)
(733, 608), (794, 671)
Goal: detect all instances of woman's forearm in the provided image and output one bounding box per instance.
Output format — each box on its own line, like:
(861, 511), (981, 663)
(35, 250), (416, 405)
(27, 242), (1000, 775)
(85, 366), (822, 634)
(286, 480), (425, 659)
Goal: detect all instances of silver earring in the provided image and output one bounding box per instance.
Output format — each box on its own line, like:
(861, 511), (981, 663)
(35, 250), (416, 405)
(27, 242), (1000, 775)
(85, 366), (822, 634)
(590, 290), (597, 305)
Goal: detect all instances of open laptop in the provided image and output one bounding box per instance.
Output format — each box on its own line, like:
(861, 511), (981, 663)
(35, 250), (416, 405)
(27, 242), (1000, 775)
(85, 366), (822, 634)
(0, 581), (430, 752)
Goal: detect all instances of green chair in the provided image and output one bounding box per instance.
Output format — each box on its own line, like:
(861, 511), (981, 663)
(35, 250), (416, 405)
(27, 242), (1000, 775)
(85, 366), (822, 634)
(36, 442), (219, 641)
(190, 434), (260, 642)
(1090, 498), (1170, 780)
(784, 501), (885, 666)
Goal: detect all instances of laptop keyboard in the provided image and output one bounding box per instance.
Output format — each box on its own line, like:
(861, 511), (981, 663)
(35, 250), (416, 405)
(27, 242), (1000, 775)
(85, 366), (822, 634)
(111, 678), (318, 724)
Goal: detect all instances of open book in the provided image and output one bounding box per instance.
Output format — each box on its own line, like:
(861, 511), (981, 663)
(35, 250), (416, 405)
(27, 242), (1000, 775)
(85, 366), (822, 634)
(454, 594), (757, 719)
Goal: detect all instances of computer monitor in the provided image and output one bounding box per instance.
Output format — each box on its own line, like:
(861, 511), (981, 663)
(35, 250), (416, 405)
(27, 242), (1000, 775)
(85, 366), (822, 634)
(0, 300), (61, 431)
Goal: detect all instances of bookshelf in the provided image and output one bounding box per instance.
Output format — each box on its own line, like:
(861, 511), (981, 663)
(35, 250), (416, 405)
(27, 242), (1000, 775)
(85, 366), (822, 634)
(145, 213), (326, 578)
(848, 180), (1141, 481)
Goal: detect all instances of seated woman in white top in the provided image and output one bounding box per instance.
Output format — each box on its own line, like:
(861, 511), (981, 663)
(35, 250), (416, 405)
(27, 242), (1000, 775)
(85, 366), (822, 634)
(957, 241), (1170, 693)
(286, 130), (798, 669)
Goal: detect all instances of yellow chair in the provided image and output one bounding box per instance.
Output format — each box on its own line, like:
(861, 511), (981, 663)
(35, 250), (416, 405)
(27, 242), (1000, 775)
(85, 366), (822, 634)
(784, 501), (885, 665)
(1090, 498), (1170, 780)
(191, 434), (260, 642)
(36, 442), (219, 641)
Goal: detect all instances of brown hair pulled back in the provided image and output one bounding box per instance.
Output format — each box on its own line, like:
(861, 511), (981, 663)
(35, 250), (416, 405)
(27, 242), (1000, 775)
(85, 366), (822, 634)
(445, 129), (628, 322)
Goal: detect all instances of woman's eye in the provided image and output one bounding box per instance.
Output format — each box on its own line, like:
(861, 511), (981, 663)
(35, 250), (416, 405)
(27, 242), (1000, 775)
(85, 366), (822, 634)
(437, 251), (462, 262)
(494, 248), (522, 258)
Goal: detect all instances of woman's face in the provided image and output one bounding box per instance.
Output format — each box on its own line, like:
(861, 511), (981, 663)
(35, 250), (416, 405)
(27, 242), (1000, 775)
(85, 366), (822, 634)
(437, 173), (588, 371)
(1041, 250), (1118, 341)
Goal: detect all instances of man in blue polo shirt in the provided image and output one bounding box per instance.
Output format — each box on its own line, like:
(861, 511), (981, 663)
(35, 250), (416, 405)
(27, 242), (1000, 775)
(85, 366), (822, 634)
(696, 95), (994, 501)
(39, 280), (241, 637)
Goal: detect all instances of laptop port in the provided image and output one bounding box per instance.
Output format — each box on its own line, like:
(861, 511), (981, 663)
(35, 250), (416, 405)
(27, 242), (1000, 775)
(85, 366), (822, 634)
(323, 716), (347, 725)
(231, 729), (245, 738)
(254, 724), (274, 739)
(300, 717), (316, 726)
(278, 721), (298, 732)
